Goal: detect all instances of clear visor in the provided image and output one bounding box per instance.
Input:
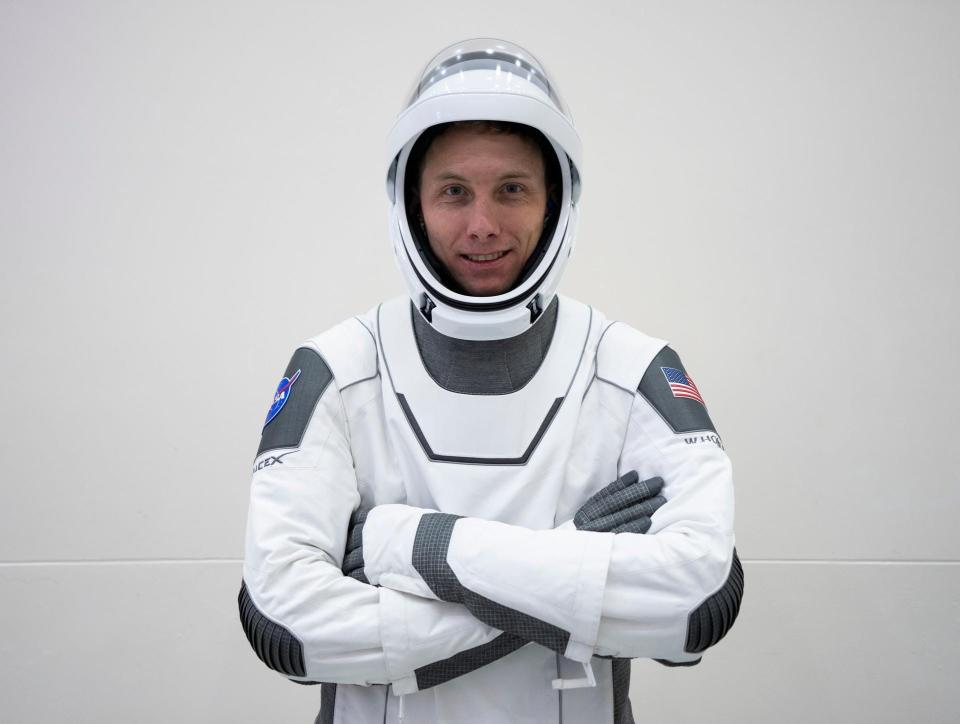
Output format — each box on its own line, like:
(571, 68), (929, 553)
(403, 38), (570, 119)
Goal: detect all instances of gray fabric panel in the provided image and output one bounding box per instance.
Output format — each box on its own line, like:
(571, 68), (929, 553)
(463, 588), (570, 654)
(611, 659), (635, 724)
(315, 683), (336, 724)
(684, 548), (745, 653)
(412, 513), (571, 655)
(637, 346), (716, 435)
(237, 580), (306, 678)
(257, 347), (333, 456)
(342, 507), (369, 583)
(414, 633), (529, 691)
(410, 296), (558, 395)
(411, 512), (464, 602)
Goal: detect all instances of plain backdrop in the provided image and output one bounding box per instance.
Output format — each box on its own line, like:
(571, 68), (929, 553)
(1, 1), (958, 722)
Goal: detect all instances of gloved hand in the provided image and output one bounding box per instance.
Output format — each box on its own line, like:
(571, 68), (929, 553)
(341, 470), (665, 583)
(572, 470), (666, 533)
(342, 506), (370, 583)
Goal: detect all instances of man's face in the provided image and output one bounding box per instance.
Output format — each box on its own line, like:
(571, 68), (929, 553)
(418, 126), (548, 297)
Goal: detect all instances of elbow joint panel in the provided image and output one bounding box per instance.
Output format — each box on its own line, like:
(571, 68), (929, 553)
(684, 548), (744, 654)
(238, 580), (306, 677)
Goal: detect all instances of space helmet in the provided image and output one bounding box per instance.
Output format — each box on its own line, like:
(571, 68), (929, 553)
(385, 38), (582, 340)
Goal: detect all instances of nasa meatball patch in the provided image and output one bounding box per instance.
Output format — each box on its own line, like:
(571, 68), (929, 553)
(257, 347), (333, 456)
(264, 369), (302, 427)
(639, 347), (717, 435)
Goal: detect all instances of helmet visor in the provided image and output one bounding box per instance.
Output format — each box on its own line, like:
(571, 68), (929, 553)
(403, 38), (570, 119)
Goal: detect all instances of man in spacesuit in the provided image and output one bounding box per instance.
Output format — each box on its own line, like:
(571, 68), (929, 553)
(239, 39), (743, 724)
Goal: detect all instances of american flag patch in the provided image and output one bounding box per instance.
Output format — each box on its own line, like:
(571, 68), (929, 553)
(660, 366), (705, 406)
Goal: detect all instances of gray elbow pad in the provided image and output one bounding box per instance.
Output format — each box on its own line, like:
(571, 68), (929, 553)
(238, 580), (307, 678)
(685, 548), (745, 654)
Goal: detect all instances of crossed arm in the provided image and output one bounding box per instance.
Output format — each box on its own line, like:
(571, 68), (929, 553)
(240, 359), (741, 694)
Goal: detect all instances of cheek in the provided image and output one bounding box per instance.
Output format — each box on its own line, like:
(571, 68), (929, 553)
(423, 212), (461, 255)
(512, 209), (545, 244)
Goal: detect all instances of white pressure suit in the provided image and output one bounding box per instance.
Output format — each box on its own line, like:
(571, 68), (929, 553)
(239, 38), (742, 724)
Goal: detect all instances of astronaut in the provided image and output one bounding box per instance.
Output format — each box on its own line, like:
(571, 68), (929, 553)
(239, 39), (743, 724)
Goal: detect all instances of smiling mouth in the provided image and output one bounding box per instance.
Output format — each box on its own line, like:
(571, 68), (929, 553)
(462, 251), (509, 263)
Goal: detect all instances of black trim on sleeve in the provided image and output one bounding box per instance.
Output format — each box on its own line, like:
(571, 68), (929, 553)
(415, 633), (529, 691)
(637, 346), (716, 435)
(238, 580), (307, 677)
(684, 548), (744, 654)
(257, 347), (334, 457)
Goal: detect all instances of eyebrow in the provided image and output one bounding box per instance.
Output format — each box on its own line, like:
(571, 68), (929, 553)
(428, 170), (537, 183)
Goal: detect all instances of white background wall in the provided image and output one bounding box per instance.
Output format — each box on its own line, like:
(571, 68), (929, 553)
(1, 1), (957, 722)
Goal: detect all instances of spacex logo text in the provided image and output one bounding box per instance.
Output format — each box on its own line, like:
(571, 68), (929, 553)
(253, 451), (296, 473)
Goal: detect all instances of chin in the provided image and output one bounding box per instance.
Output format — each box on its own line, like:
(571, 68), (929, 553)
(461, 285), (500, 297)
(461, 277), (516, 297)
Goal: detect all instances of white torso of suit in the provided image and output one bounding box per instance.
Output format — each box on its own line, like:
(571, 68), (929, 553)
(241, 294), (741, 724)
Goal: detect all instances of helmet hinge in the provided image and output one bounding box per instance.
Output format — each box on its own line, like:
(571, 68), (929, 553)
(420, 294), (437, 323)
(527, 295), (544, 324)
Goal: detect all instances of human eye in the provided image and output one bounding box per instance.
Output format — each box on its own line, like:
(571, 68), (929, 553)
(502, 182), (525, 194)
(442, 185), (466, 198)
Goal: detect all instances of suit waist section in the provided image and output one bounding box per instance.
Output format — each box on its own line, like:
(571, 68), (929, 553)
(331, 648), (623, 724)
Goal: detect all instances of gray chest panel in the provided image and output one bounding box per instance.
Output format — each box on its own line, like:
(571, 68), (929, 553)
(411, 297), (559, 395)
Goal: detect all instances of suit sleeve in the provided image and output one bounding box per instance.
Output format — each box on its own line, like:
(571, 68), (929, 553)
(361, 346), (742, 665)
(594, 345), (741, 663)
(239, 345), (525, 695)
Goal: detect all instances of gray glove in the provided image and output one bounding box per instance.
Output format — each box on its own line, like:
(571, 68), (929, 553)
(343, 470), (665, 582)
(341, 506), (370, 583)
(573, 470), (666, 533)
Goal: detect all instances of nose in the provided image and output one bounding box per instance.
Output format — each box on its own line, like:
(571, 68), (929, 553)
(466, 197), (500, 241)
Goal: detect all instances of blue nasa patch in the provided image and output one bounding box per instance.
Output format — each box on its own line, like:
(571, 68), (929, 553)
(264, 369), (302, 428)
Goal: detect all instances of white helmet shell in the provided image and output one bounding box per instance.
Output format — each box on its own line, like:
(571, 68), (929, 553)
(386, 38), (582, 340)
